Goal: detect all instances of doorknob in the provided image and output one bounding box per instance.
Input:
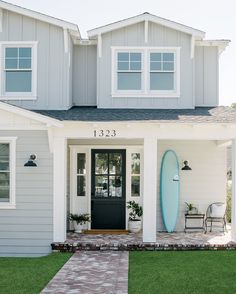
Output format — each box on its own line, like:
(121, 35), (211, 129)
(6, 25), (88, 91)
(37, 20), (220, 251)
(173, 175), (179, 181)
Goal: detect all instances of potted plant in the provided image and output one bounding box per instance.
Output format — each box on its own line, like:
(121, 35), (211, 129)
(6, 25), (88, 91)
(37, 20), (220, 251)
(69, 213), (90, 233)
(127, 201), (143, 233)
(185, 202), (198, 214)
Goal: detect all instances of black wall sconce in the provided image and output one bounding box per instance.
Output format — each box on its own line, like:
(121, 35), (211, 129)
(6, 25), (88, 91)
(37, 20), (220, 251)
(182, 160), (192, 170)
(24, 154), (37, 167)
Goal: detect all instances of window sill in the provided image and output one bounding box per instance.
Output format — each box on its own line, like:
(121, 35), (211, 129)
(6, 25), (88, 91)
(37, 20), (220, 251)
(0, 96), (37, 101)
(0, 203), (16, 209)
(111, 92), (180, 98)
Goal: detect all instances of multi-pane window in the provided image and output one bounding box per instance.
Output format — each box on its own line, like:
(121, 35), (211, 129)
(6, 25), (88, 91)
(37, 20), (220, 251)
(0, 144), (10, 202)
(131, 153), (140, 197)
(112, 47), (179, 97)
(77, 153), (86, 196)
(150, 52), (175, 90)
(5, 47), (32, 93)
(117, 52), (142, 90)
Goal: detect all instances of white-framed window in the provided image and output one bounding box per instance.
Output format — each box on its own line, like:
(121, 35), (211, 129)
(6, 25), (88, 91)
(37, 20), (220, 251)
(0, 137), (17, 209)
(112, 47), (180, 98)
(0, 42), (38, 100)
(131, 153), (141, 197)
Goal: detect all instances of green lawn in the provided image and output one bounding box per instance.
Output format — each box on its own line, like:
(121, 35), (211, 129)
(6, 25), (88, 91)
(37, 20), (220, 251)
(129, 251), (236, 294)
(0, 253), (72, 294)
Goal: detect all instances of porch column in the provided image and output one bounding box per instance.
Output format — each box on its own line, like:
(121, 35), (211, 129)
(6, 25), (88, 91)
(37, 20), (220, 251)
(231, 139), (236, 241)
(53, 137), (67, 242)
(143, 136), (157, 242)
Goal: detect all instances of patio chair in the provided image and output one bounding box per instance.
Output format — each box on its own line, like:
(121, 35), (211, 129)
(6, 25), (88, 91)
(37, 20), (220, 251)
(205, 202), (227, 233)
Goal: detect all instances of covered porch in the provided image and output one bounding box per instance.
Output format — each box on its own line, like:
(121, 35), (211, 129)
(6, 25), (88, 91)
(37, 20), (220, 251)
(49, 107), (236, 245)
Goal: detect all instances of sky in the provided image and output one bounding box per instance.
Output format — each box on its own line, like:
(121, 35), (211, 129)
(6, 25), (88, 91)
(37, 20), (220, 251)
(5, 0), (236, 105)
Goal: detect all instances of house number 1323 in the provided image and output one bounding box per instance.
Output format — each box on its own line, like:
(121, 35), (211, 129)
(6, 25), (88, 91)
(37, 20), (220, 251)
(94, 130), (117, 137)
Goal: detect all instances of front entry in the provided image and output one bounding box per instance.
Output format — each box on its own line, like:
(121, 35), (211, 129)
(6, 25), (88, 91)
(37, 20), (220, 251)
(91, 149), (126, 229)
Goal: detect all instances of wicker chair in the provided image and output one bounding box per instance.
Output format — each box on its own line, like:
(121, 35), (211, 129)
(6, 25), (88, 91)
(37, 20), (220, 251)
(205, 202), (227, 233)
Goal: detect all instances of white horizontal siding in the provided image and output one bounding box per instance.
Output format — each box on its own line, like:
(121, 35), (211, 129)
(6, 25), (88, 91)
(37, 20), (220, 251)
(0, 130), (53, 256)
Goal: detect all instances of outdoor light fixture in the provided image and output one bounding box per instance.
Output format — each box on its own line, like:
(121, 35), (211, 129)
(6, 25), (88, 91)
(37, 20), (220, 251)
(24, 154), (37, 167)
(181, 160), (192, 170)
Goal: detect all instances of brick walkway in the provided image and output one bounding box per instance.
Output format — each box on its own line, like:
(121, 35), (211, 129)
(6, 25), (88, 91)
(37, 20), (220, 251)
(41, 251), (128, 294)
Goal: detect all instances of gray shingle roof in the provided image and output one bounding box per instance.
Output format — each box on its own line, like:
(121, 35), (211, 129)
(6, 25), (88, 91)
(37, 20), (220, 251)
(35, 106), (236, 123)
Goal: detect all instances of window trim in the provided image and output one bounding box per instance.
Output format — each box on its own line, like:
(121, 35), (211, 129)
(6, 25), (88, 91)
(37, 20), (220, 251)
(0, 137), (17, 209)
(0, 41), (38, 100)
(111, 46), (180, 98)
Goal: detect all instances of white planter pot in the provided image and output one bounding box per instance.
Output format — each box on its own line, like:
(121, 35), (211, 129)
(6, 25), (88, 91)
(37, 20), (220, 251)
(73, 222), (84, 233)
(128, 220), (142, 233)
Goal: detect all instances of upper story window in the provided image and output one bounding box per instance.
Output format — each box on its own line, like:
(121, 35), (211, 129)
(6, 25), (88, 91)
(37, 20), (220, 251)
(112, 47), (180, 98)
(0, 138), (16, 209)
(117, 52), (142, 90)
(0, 42), (37, 100)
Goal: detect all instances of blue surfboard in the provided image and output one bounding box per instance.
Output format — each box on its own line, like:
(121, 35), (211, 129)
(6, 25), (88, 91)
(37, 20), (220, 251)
(160, 150), (180, 233)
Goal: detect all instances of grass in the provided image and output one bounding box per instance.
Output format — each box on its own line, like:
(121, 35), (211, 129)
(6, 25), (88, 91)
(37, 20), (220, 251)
(129, 251), (236, 294)
(0, 252), (72, 294)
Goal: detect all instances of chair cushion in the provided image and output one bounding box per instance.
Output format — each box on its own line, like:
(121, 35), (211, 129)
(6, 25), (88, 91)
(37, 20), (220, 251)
(210, 203), (226, 218)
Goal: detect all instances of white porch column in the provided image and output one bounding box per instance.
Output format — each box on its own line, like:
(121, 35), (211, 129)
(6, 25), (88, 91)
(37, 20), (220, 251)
(143, 136), (157, 242)
(53, 137), (67, 242)
(231, 139), (236, 241)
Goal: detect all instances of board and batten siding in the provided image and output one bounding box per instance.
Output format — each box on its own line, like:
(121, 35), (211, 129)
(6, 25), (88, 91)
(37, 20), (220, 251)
(195, 46), (219, 106)
(157, 140), (227, 231)
(0, 10), (71, 110)
(97, 22), (194, 109)
(0, 130), (53, 257)
(73, 45), (97, 106)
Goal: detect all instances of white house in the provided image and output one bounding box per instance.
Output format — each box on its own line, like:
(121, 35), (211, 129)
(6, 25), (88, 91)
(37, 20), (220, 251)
(0, 1), (234, 256)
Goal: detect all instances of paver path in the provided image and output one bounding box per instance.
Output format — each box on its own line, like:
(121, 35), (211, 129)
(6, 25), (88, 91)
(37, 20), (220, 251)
(41, 251), (128, 294)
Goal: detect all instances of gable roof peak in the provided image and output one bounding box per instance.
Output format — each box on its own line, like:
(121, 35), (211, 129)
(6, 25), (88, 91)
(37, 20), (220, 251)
(88, 12), (205, 39)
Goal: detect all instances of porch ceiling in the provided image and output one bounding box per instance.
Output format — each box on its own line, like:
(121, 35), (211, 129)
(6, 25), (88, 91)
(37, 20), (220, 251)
(35, 107), (236, 124)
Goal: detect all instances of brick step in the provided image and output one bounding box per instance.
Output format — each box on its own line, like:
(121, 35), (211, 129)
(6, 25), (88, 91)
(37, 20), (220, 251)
(51, 242), (236, 253)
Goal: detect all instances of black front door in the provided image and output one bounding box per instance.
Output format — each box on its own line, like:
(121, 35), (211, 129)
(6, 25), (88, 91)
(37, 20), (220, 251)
(91, 149), (126, 229)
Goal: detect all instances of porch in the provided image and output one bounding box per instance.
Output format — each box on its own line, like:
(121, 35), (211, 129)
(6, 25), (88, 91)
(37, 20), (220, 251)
(51, 115), (236, 245)
(52, 227), (236, 252)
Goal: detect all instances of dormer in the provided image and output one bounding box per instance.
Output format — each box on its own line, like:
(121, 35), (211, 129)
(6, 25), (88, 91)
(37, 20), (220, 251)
(84, 13), (229, 109)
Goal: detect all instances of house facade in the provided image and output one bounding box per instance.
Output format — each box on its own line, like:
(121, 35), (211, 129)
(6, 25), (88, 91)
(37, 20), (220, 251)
(0, 1), (235, 257)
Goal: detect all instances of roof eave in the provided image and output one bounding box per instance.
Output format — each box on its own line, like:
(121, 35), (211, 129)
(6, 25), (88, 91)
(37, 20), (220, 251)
(0, 0), (80, 37)
(0, 101), (63, 127)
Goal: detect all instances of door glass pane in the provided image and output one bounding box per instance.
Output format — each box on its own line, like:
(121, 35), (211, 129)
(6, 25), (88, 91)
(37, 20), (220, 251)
(95, 176), (108, 197)
(77, 176), (85, 196)
(131, 176), (140, 197)
(109, 176), (122, 197)
(131, 153), (140, 174)
(77, 153), (86, 174)
(150, 72), (174, 90)
(0, 144), (9, 171)
(95, 153), (108, 174)
(109, 153), (122, 175)
(118, 73), (141, 90)
(6, 71), (32, 92)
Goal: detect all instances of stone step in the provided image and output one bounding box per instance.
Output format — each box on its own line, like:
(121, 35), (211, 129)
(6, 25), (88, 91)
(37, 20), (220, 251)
(51, 242), (236, 253)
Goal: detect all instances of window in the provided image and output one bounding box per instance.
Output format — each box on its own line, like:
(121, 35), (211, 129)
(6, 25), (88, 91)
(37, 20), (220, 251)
(0, 42), (37, 100)
(0, 138), (16, 209)
(117, 52), (142, 90)
(131, 153), (140, 197)
(77, 153), (86, 196)
(150, 52), (174, 90)
(112, 47), (180, 98)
